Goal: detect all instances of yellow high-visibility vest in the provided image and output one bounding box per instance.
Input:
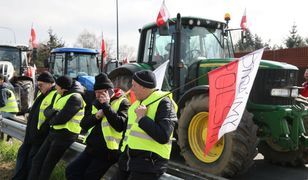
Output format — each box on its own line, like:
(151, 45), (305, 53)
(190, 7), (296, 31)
(37, 90), (57, 130)
(0, 89), (19, 113)
(121, 91), (177, 159)
(52, 93), (85, 134)
(85, 97), (126, 150)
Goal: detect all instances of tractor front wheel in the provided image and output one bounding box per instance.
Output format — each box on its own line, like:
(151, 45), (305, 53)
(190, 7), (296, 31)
(177, 93), (258, 177)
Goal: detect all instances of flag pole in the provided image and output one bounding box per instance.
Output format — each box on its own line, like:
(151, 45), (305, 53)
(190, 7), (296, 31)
(116, 0), (119, 61)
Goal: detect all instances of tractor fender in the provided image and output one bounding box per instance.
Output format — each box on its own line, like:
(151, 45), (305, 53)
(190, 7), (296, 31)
(108, 63), (152, 79)
(178, 85), (209, 112)
(12, 76), (34, 84)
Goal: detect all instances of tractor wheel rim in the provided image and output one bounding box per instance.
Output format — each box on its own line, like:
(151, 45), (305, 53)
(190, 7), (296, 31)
(188, 112), (224, 163)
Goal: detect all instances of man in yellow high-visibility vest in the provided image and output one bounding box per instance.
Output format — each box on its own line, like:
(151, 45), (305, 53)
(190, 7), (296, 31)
(13, 71), (56, 180)
(112, 70), (178, 180)
(66, 73), (130, 180)
(28, 75), (85, 180)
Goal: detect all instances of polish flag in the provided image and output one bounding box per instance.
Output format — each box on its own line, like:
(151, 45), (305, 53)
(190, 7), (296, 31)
(101, 33), (107, 59)
(156, 0), (170, 27)
(30, 26), (38, 48)
(123, 57), (129, 64)
(240, 9), (247, 31)
(205, 48), (264, 155)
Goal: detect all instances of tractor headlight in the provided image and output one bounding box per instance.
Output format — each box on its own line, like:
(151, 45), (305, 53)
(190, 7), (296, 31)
(290, 89), (298, 97)
(271, 88), (290, 97)
(270, 88), (299, 97)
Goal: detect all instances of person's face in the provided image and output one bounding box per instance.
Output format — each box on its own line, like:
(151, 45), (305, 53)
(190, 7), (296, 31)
(55, 84), (65, 95)
(0, 79), (3, 85)
(131, 80), (148, 100)
(37, 81), (52, 94)
(95, 89), (108, 99)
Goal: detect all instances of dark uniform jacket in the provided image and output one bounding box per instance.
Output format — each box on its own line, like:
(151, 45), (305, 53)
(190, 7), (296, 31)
(80, 90), (129, 159)
(118, 96), (177, 174)
(45, 81), (84, 141)
(24, 86), (56, 145)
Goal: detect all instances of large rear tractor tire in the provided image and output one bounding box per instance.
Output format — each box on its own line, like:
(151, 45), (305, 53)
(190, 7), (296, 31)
(177, 93), (258, 178)
(14, 80), (35, 114)
(259, 115), (308, 166)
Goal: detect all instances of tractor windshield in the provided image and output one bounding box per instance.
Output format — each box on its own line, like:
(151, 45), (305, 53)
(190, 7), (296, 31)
(141, 22), (233, 69)
(51, 52), (99, 78)
(0, 46), (21, 74)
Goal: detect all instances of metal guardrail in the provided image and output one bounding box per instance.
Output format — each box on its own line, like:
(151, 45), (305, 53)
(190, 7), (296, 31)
(0, 117), (186, 180)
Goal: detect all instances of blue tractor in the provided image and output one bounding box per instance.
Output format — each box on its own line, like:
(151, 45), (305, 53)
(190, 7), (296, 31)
(49, 47), (101, 90)
(48, 47), (101, 115)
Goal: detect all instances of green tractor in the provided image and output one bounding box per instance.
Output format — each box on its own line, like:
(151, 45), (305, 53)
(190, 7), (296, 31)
(108, 14), (308, 177)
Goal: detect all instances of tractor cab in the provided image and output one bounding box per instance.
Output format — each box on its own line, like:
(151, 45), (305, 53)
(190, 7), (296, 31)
(49, 48), (100, 79)
(137, 14), (234, 98)
(49, 48), (100, 91)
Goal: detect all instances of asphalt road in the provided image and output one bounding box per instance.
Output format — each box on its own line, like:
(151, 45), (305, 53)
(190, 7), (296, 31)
(232, 154), (308, 180)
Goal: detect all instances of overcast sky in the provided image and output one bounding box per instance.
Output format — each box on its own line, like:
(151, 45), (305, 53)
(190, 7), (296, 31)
(1, 0), (307, 54)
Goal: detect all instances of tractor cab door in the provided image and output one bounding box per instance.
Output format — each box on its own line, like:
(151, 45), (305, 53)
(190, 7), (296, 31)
(140, 26), (176, 91)
(50, 53), (65, 78)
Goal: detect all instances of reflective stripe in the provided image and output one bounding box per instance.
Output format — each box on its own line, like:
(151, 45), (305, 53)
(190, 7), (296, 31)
(71, 119), (81, 124)
(130, 130), (172, 145)
(4, 105), (18, 109)
(7, 100), (16, 103)
(105, 136), (122, 144)
(102, 121), (109, 127)
(127, 124), (132, 129)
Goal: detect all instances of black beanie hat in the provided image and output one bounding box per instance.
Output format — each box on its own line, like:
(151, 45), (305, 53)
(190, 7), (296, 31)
(37, 71), (55, 83)
(133, 70), (156, 89)
(94, 73), (114, 90)
(56, 75), (73, 90)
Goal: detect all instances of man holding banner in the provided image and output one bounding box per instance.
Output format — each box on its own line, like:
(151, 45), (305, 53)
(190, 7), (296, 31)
(111, 70), (177, 180)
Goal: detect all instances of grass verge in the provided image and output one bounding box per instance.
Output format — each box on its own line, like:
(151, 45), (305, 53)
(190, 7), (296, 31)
(0, 138), (67, 180)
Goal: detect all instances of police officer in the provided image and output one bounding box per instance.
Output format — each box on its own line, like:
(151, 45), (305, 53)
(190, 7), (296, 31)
(66, 73), (130, 180)
(28, 75), (85, 180)
(13, 71), (56, 180)
(112, 70), (178, 180)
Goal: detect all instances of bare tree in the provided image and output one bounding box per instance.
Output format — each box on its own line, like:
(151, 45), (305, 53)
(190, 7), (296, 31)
(74, 30), (100, 49)
(119, 44), (136, 62)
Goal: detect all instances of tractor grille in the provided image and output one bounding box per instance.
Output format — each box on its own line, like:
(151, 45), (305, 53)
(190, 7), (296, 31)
(249, 69), (298, 105)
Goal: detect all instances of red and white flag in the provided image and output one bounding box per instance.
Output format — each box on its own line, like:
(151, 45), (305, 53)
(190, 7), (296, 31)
(156, 0), (170, 27)
(123, 57), (130, 64)
(101, 33), (107, 59)
(240, 8), (247, 31)
(205, 48), (264, 155)
(30, 26), (38, 48)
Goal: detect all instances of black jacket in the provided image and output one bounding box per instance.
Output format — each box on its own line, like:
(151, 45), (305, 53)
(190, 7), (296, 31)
(24, 86), (56, 145)
(0, 82), (13, 108)
(46, 81), (85, 140)
(118, 95), (178, 174)
(80, 93), (129, 159)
